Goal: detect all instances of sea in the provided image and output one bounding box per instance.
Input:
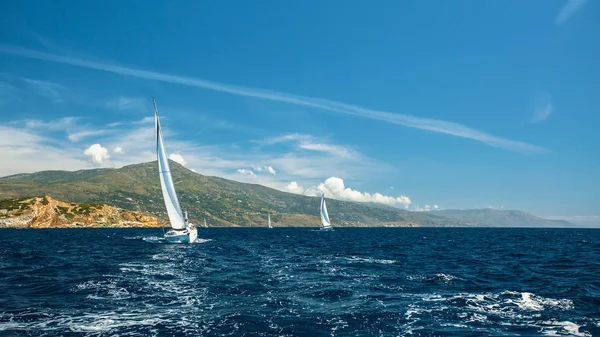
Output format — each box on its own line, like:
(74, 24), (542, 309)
(0, 228), (598, 336)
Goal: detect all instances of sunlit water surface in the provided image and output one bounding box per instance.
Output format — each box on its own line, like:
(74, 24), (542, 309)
(0, 228), (599, 336)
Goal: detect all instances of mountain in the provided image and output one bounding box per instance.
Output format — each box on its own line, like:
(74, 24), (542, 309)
(436, 209), (572, 228)
(0, 161), (573, 228)
(0, 195), (160, 228)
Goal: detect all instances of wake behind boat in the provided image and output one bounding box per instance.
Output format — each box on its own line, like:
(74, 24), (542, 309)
(319, 194), (333, 231)
(154, 98), (198, 243)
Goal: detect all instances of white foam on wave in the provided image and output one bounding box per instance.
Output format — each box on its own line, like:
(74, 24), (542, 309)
(399, 290), (583, 335)
(0, 310), (166, 334)
(343, 256), (397, 264)
(540, 320), (591, 337)
(406, 273), (463, 283)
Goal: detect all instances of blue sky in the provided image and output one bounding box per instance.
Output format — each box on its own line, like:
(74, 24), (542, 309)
(0, 1), (598, 225)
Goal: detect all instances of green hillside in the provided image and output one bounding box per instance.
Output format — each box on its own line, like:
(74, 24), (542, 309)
(0, 161), (572, 227)
(0, 161), (451, 227)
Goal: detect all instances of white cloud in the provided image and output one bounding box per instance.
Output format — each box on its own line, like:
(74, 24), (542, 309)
(413, 204), (441, 212)
(25, 117), (76, 130)
(168, 153), (186, 166)
(0, 126), (89, 177)
(84, 144), (110, 164)
(23, 78), (66, 103)
(556, 0), (588, 25)
(285, 177), (412, 208)
(106, 96), (143, 110)
(0, 45), (546, 153)
(237, 168), (256, 177)
(262, 134), (355, 158)
(298, 142), (352, 158)
(265, 166), (276, 175)
(68, 130), (107, 142)
(530, 91), (552, 124)
(285, 181), (305, 194)
(114, 146), (124, 154)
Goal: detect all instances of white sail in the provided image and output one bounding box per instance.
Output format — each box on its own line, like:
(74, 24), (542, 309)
(268, 214), (272, 228)
(320, 195), (332, 228)
(154, 99), (186, 230)
(204, 217), (208, 228)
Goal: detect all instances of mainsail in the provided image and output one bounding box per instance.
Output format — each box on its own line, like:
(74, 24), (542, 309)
(154, 98), (186, 230)
(268, 214), (272, 228)
(320, 194), (332, 228)
(204, 217), (208, 228)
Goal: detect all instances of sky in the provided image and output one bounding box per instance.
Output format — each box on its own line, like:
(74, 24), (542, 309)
(0, 0), (598, 226)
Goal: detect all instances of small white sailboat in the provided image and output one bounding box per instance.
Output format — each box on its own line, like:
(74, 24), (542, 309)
(319, 194), (333, 231)
(268, 214), (273, 229)
(154, 98), (198, 243)
(203, 217), (208, 228)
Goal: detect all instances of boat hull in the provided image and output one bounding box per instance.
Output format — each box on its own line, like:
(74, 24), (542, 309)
(164, 227), (198, 243)
(320, 226), (333, 231)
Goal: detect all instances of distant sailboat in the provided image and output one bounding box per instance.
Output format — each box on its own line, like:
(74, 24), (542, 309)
(268, 214), (273, 229)
(154, 98), (198, 243)
(203, 217), (208, 228)
(320, 194), (333, 230)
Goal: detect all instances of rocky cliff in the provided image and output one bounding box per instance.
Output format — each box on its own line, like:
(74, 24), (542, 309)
(0, 196), (161, 228)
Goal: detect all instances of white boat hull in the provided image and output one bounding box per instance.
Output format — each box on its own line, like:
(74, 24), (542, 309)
(164, 227), (198, 243)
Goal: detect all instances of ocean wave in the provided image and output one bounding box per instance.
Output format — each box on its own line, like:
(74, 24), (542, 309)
(342, 256), (397, 264)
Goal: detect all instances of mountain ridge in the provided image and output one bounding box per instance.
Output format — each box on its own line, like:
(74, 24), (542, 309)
(0, 161), (573, 228)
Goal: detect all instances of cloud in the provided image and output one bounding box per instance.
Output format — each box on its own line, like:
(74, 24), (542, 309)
(68, 130), (107, 142)
(418, 204), (441, 211)
(0, 126), (89, 177)
(556, 0), (588, 25)
(530, 91), (552, 124)
(22, 78), (66, 103)
(23, 117), (109, 142)
(84, 144), (110, 164)
(251, 165), (276, 175)
(237, 165), (276, 176)
(25, 117), (76, 130)
(298, 142), (353, 158)
(265, 166), (276, 175)
(261, 133), (356, 159)
(285, 182), (305, 194)
(285, 177), (412, 208)
(0, 45), (546, 153)
(237, 168), (256, 177)
(168, 153), (186, 166)
(113, 146), (124, 154)
(106, 96), (144, 110)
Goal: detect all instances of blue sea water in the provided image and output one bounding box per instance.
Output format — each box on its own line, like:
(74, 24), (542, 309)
(0, 228), (599, 336)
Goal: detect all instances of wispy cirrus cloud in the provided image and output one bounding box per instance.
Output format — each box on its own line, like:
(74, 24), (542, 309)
(261, 133), (356, 158)
(530, 91), (553, 124)
(23, 78), (66, 103)
(556, 0), (589, 25)
(106, 96), (144, 111)
(0, 45), (546, 154)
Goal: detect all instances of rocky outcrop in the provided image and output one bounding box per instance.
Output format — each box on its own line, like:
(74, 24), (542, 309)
(0, 196), (161, 228)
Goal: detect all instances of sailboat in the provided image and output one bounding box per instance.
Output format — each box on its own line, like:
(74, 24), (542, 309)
(268, 214), (273, 229)
(203, 217), (208, 228)
(154, 98), (198, 243)
(319, 194), (333, 231)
